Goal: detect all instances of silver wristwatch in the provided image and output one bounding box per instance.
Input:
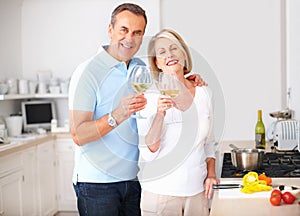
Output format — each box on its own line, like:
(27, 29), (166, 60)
(108, 113), (117, 128)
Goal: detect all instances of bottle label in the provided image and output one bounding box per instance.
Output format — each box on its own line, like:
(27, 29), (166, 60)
(255, 134), (265, 149)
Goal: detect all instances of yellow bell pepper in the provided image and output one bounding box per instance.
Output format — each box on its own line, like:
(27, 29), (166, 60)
(240, 171), (272, 194)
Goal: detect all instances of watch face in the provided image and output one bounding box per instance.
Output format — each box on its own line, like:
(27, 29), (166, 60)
(109, 118), (114, 125)
(108, 113), (117, 127)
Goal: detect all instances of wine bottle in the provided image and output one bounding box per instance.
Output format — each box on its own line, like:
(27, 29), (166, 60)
(255, 109), (266, 149)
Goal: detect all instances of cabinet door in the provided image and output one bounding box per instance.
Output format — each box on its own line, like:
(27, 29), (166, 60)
(56, 138), (77, 211)
(22, 147), (38, 216)
(0, 170), (23, 216)
(37, 141), (57, 216)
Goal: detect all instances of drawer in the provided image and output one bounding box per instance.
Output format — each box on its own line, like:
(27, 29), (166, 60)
(55, 138), (75, 152)
(0, 152), (22, 175)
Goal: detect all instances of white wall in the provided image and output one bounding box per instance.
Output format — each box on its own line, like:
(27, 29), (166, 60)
(0, 0), (23, 80)
(161, 0), (283, 141)
(286, 0), (300, 120)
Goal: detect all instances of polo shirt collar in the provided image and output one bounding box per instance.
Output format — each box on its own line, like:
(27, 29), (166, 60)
(96, 45), (121, 69)
(97, 45), (141, 74)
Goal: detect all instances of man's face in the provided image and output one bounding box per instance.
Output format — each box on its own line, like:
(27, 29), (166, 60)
(108, 10), (146, 64)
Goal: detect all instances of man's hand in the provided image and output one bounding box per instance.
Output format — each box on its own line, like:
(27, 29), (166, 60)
(113, 94), (147, 122)
(186, 74), (207, 87)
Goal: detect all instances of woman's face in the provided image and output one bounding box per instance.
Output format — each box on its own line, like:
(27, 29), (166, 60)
(154, 37), (186, 75)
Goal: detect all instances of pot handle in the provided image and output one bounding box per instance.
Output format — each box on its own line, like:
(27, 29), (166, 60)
(229, 143), (239, 150)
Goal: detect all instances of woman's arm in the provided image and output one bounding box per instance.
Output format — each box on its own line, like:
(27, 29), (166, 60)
(204, 158), (220, 199)
(145, 112), (164, 152)
(145, 96), (172, 152)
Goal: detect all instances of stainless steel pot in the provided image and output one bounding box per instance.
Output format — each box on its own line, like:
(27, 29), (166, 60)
(230, 144), (265, 170)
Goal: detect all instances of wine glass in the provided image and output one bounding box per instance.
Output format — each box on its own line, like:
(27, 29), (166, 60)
(130, 65), (153, 118)
(157, 72), (181, 123)
(158, 72), (180, 98)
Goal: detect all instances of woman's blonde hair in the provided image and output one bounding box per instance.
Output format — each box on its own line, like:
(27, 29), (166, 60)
(148, 29), (193, 80)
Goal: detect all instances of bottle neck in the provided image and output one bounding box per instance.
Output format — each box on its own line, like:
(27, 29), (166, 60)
(257, 110), (262, 121)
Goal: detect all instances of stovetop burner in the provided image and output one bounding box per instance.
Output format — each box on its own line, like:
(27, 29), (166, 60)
(287, 169), (300, 177)
(221, 152), (300, 178)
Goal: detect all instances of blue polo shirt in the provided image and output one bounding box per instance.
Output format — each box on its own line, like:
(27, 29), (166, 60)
(69, 46), (145, 183)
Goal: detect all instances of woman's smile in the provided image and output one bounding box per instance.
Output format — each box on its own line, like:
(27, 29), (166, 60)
(166, 59), (178, 66)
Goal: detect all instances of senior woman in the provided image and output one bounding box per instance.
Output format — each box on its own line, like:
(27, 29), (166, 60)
(137, 29), (220, 216)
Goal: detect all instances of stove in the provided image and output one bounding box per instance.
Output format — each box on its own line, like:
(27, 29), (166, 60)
(221, 152), (300, 178)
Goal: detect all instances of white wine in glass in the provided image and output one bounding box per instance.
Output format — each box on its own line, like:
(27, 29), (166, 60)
(131, 83), (152, 94)
(130, 65), (153, 118)
(160, 89), (180, 98)
(158, 72), (181, 123)
(158, 72), (180, 98)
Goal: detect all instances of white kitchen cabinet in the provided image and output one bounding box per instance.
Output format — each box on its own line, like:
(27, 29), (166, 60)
(0, 152), (23, 216)
(22, 147), (38, 216)
(0, 135), (77, 215)
(55, 138), (77, 211)
(36, 141), (57, 216)
(0, 170), (23, 216)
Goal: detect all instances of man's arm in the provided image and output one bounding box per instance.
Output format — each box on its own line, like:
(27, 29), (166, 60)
(70, 110), (112, 146)
(70, 94), (147, 146)
(186, 73), (207, 86)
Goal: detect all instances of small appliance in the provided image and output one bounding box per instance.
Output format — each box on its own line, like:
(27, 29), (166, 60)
(267, 109), (300, 152)
(272, 120), (299, 151)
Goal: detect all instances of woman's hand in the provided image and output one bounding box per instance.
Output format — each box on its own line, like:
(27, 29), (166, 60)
(157, 96), (173, 115)
(204, 176), (220, 199)
(186, 73), (207, 87)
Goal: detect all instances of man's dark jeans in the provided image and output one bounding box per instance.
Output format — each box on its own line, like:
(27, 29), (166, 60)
(73, 180), (141, 216)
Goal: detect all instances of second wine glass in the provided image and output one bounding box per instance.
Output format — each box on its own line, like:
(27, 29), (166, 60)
(158, 72), (180, 98)
(130, 65), (153, 118)
(157, 72), (181, 123)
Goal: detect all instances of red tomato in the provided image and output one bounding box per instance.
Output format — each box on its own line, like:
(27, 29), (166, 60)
(270, 189), (282, 206)
(271, 189), (282, 198)
(282, 191), (295, 204)
(270, 195), (281, 206)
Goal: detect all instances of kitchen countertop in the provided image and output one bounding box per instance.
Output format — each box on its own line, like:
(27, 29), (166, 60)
(210, 178), (300, 216)
(210, 140), (300, 216)
(0, 133), (71, 156)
